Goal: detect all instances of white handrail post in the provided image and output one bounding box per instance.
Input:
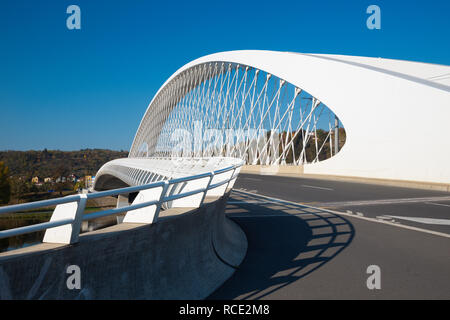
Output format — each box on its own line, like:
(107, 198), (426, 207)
(43, 194), (87, 244)
(200, 172), (215, 205)
(71, 194), (88, 243)
(123, 183), (165, 224)
(225, 166), (237, 191)
(152, 180), (170, 223)
(227, 164), (242, 190)
(116, 194), (129, 208)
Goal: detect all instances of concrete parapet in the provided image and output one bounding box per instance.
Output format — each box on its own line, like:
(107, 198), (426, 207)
(241, 165), (450, 192)
(0, 192), (247, 299)
(241, 165), (304, 175)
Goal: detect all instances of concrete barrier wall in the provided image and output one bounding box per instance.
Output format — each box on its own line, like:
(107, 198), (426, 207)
(241, 165), (304, 175)
(240, 165), (450, 192)
(0, 192), (247, 299)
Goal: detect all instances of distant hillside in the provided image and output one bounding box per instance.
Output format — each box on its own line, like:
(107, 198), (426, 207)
(0, 149), (129, 179)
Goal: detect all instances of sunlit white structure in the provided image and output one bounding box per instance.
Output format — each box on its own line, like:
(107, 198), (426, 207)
(2, 50), (450, 248)
(98, 50), (450, 187)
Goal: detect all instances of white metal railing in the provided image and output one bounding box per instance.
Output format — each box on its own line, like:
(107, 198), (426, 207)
(94, 156), (241, 189)
(0, 161), (243, 247)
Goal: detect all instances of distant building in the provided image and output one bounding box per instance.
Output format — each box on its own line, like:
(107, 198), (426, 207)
(55, 177), (67, 183)
(85, 176), (95, 189)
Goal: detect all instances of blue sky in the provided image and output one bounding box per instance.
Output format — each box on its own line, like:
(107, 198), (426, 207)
(0, 0), (449, 151)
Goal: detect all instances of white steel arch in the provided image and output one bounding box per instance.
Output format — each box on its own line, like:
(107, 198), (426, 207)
(130, 50), (450, 185)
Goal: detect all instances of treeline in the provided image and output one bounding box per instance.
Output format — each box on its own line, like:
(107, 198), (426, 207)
(280, 128), (346, 163)
(241, 128), (346, 164)
(0, 149), (129, 180)
(0, 149), (128, 205)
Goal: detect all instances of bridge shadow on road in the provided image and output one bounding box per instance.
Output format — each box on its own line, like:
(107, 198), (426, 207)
(208, 190), (355, 300)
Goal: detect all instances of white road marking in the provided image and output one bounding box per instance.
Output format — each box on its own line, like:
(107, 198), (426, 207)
(384, 215), (450, 226)
(242, 177), (262, 181)
(318, 196), (450, 207)
(227, 201), (275, 204)
(232, 189), (450, 239)
(301, 185), (334, 191)
(376, 216), (394, 221)
(426, 202), (450, 208)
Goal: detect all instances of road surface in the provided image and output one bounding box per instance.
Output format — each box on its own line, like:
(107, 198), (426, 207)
(209, 174), (450, 299)
(234, 173), (450, 234)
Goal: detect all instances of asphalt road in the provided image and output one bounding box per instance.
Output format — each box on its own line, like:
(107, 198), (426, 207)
(209, 189), (450, 299)
(232, 173), (450, 234)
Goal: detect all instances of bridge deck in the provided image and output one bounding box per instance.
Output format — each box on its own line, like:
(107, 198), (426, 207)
(209, 178), (450, 299)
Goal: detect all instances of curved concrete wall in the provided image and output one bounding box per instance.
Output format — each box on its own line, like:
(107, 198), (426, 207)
(0, 193), (247, 299)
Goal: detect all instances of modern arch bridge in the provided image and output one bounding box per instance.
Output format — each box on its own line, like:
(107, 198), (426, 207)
(125, 50), (450, 185)
(1, 50), (450, 300)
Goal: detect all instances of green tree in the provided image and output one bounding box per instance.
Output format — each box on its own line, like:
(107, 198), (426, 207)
(73, 180), (84, 192)
(11, 177), (29, 204)
(0, 161), (11, 204)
